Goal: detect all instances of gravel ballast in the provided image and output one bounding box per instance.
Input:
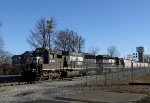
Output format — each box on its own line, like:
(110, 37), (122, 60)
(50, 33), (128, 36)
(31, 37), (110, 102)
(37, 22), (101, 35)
(0, 76), (150, 103)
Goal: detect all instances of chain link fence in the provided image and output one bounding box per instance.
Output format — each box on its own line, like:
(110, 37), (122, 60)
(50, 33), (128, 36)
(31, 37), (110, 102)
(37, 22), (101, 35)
(83, 63), (150, 86)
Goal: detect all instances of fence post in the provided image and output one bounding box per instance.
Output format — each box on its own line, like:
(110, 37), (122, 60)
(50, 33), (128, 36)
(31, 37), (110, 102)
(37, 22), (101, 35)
(131, 62), (134, 83)
(117, 67), (120, 84)
(140, 64), (142, 75)
(149, 64), (150, 73)
(122, 66), (124, 83)
(111, 69), (113, 85)
(96, 72), (98, 86)
(86, 64), (88, 86)
(95, 65), (98, 86)
(104, 71), (107, 85)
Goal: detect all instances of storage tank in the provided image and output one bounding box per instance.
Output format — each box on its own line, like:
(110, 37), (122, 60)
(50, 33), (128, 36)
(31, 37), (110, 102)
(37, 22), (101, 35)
(136, 46), (145, 62)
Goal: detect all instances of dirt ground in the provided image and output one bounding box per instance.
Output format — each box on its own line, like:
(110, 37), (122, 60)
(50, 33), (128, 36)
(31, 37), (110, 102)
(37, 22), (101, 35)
(0, 73), (150, 103)
(75, 74), (150, 102)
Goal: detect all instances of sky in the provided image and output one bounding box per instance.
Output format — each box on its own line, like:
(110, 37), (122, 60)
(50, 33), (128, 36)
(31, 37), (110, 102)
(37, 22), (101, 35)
(0, 0), (150, 57)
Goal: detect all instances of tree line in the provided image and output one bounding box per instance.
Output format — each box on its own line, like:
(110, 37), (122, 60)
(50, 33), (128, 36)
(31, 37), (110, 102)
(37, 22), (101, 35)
(26, 17), (119, 57)
(26, 18), (85, 53)
(0, 18), (119, 66)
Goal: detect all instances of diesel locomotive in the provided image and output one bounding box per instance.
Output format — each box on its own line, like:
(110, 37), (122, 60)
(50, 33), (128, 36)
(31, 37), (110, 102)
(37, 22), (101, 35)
(13, 48), (149, 82)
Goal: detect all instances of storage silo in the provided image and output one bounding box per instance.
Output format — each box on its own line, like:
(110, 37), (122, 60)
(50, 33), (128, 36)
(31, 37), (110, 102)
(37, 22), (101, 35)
(136, 46), (145, 62)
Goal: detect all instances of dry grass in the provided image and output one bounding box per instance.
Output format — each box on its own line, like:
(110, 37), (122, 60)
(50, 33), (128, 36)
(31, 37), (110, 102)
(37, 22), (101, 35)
(111, 73), (150, 85)
(134, 74), (150, 83)
(74, 73), (150, 95)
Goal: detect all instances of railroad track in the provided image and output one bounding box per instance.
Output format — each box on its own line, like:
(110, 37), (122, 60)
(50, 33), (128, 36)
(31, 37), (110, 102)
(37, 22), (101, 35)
(0, 79), (54, 87)
(0, 77), (74, 87)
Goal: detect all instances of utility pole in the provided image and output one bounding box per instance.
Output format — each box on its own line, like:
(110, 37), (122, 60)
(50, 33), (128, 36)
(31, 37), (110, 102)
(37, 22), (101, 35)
(43, 29), (46, 48)
(47, 19), (52, 49)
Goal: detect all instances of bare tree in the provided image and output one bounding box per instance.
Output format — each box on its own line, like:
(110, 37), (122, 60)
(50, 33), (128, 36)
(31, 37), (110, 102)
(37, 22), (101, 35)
(0, 35), (4, 51)
(53, 29), (85, 52)
(0, 51), (12, 65)
(0, 22), (4, 51)
(88, 46), (99, 55)
(107, 45), (119, 57)
(27, 17), (56, 49)
(0, 23), (12, 65)
(76, 35), (85, 53)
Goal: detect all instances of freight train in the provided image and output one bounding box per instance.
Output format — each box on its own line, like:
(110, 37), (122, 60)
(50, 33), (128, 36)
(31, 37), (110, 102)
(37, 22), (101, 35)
(12, 48), (149, 82)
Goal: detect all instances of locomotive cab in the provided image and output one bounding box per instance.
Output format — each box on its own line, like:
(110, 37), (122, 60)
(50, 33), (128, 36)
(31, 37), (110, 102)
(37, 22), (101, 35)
(28, 56), (43, 65)
(22, 56), (43, 82)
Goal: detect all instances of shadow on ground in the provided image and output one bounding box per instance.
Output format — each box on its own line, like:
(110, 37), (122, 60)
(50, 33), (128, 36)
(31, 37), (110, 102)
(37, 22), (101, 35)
(12, 100), (69, 103)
